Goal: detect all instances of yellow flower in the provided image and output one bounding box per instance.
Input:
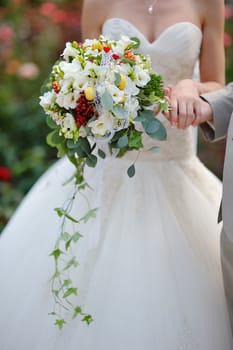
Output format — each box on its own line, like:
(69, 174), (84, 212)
(84, 86), (95, 101)
(92, 42), (103, 51)
(118, 74), (126, 90)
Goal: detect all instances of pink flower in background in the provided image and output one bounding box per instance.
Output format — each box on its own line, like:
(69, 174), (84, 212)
(39, 2), (58, 16)
(225, 4), (233, 19)
(224, 32), (233, 48)
(0, 25), (14, 42)
(17, 62), (40, 80)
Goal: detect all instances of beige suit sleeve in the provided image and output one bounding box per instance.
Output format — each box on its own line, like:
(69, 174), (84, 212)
(200, 83), (233, 141)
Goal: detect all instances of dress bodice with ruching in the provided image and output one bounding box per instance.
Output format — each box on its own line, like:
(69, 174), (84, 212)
(102, 19), (202, 161)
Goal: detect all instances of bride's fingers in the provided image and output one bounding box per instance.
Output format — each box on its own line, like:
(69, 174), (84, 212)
(184, 101), (195, 128)
(169, 97), (178, 126)
(177, 100), (187, 129)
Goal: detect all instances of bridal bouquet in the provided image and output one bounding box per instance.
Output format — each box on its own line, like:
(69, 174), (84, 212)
(39, 35), (168, 329)
(40, 35), (168, 177)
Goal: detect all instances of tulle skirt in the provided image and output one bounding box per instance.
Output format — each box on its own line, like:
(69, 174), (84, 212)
(0, 152), (232, 350)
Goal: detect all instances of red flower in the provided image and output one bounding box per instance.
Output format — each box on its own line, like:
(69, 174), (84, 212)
(0, 167), (12, 182)
(103, 46), (111, 53)
(112, 53), (120, 60)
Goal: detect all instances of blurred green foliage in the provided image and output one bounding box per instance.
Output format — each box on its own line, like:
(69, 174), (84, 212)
(0, 0), (82, 230)
(0, 0), (232, 230)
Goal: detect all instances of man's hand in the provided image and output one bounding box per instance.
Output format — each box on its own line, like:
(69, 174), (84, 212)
(161, 80), (214, 128)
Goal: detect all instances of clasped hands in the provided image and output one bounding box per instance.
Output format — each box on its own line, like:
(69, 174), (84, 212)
(156, 79), (213, 129)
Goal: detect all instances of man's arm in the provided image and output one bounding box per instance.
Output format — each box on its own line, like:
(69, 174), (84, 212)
(200, 83), (233, 141)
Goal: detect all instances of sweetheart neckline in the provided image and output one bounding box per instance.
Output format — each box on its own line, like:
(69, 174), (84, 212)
(102, 18), (202, 45)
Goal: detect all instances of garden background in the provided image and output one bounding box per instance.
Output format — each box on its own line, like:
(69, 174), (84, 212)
(0, 0), (233, 231)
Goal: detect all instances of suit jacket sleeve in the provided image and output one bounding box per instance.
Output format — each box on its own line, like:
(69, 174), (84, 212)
(200, 83), (233, 141)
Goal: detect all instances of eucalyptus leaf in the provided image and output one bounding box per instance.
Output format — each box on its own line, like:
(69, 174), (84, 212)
(86, 154), (97, 168)
(114, 72), (121, 86)
(113, 105), (127, 119)
(98, 149), (106, 159)
(127, 164), (135, 177)
(101, 91), (113, 111)
(147, 122), (167, 141)
(66, 139), (79, 149)
(117, 135), (128, 148)
(46, 130), (63, 147)
(148, 146), (160, 152)
(46, 116), (58, 129)
(144, 119), (160, 134)
(130, 36), (140, 49)
(138, 109), (154, 121)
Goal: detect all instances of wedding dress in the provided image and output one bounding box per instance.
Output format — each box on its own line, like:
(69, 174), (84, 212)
(0, 19), (232, 350)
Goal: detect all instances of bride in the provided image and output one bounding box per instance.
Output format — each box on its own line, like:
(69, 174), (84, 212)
(0, 0), (232, 349)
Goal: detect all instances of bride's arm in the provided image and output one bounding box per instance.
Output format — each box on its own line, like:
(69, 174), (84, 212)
(197, 0), (225, 93)
(163, 0), (225, 129)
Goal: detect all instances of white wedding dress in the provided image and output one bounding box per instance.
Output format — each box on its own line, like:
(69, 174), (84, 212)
(0, 19), (232, 350)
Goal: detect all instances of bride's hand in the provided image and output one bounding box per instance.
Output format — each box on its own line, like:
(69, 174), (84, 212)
(165, 79), (202, 129)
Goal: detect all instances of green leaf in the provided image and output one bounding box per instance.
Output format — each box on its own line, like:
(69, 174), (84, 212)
(98, 149), (106, 159)
(86, 154), (97, 168)
(76, 137), (92, 157)
(82, 314), (94, 325)
(61, 232), (71, 242)
(46, 116), (57, 129)
(130, 36), (140, 49)
(63, 287), (78, 298)
(146, 122), (167, 141)
(72, 232), (83, 242)
(148, 146), (160, 152)
(80, 208), (97, 223)
(64, 257), (79, 270)
(101, 91), (113, 111)
(144, 119), (160, 134)
(114, 72), (121, 86)
(127, 164), (135, 177)
(55, 319), (66, 330)
(128, 130), (143, 149)
(65, 239), (72, 251)
(112, 105), (127, 119)
(50, 248), (63, 260)
(72, 306), (83, 319)
(66, 139), (79, 149)
(139, 109), (154, 121)
(57, 142), (67, 158)
(117, 135), (128, 148)
(46, 130), (63, 147)
(54, 208), (79, 223)
(62, 279), (72, 288)
(54, 207), (63, 217)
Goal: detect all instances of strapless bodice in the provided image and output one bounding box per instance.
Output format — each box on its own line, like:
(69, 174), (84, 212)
(102, 19), (203, 161)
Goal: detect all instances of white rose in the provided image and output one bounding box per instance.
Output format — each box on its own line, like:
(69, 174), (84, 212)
(88, 114), (114, 137)
(133, 66), (150, 87)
